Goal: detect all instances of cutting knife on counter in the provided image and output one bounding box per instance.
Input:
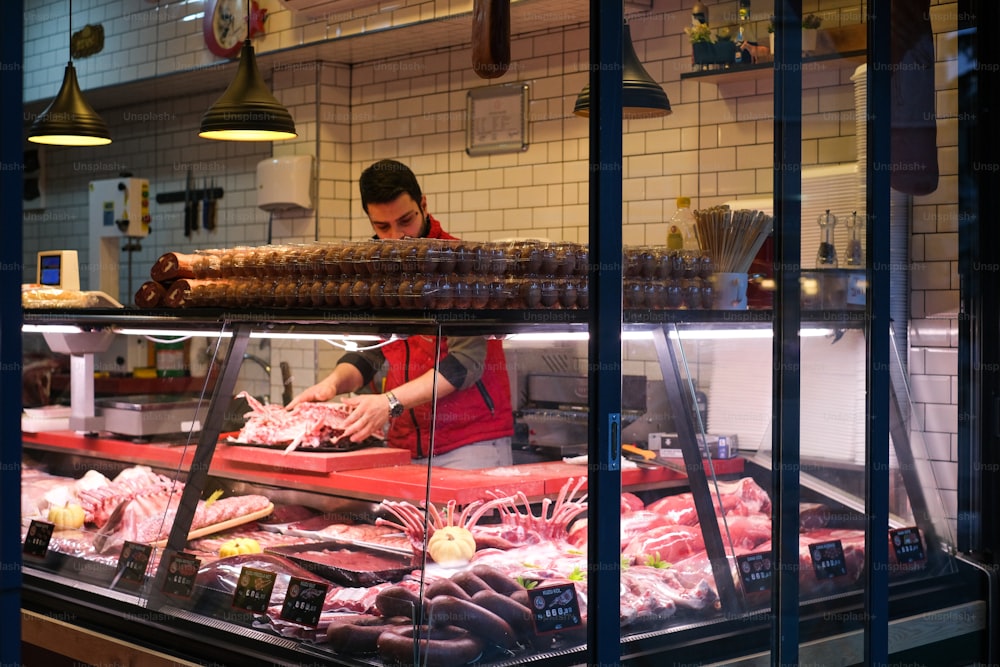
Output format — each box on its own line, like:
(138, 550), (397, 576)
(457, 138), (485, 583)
(622, 443), (687, 474)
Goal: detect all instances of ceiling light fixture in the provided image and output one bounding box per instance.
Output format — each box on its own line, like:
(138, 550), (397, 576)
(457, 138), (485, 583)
(199, 2), (296, 141)
(573, 19), (671, 119)
(27, 0), (112, 147)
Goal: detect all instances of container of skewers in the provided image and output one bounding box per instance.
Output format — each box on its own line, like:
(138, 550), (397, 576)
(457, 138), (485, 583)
(693, 206), (774, 310)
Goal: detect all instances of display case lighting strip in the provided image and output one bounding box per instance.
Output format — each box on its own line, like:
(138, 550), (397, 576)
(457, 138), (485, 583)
(507, 328), (836, 342)
(23, 323), (387, 344)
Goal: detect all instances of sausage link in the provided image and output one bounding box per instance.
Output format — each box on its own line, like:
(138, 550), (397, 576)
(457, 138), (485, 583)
(377, 625), (484, 667)
(428, 594), (516, 649)
(375, 585), (424, 620)
(450, 570), (493, 596)
(425, 577), (473, 601)
(470, 563), (523, 595)
(471, 589), (535, 644)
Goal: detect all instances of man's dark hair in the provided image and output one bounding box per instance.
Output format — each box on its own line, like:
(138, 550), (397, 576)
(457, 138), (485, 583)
(359, 159), (423, 213)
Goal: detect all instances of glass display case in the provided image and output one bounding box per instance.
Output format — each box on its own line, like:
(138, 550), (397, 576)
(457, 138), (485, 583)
(17, 302), (989, 666)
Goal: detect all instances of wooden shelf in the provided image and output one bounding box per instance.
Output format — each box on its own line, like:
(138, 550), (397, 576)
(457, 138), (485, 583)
(681, 49), (867, 85)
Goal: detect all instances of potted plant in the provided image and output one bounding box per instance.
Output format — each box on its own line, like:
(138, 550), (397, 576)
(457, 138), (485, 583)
(685, 22), (715, 69)
(714, 27), (737, 66)
(802, 13), (823, 54)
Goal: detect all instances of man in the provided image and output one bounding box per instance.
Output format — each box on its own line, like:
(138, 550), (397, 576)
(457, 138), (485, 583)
(287, 159), (514, 469)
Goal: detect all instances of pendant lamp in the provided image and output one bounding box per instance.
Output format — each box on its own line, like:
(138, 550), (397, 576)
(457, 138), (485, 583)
(199, 5), (296, 141)
(28, 0), (111, 146)
(573, 20), (671, 119)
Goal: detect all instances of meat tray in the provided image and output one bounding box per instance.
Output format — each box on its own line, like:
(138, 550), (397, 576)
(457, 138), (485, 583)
(265, 541), (415, 587)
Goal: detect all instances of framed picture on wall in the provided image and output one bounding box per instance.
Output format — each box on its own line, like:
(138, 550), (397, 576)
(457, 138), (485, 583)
(466, 83), (530, 156)
(23, 146), (45, 211)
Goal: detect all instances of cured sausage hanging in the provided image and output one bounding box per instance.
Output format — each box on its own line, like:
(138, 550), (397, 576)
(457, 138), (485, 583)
(471, 0), (511, 78)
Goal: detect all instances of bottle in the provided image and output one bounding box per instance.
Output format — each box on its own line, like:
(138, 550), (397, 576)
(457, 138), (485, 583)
(667, 197), (699, 251)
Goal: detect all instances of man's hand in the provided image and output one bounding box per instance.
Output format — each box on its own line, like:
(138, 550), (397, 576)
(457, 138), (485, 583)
(285, 377), (338, 410)
(339, 393), (393, 442)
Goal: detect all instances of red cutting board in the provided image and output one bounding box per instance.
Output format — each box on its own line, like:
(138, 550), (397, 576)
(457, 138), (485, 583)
(331, 465), (548, 505)
(219, 443), (411, 474)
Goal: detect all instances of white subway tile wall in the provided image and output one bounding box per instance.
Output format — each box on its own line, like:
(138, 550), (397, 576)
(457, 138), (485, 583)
(20, 1), (962, 520)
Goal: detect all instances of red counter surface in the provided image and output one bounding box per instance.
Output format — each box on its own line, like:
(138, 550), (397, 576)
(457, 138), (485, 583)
(22, 431), (744, 505)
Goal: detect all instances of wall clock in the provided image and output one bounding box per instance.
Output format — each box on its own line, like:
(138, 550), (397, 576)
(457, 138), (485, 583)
(203, 0), (268, 59)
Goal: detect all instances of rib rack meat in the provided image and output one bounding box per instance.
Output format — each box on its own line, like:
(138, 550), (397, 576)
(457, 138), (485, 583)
(234, 391), (369, 453)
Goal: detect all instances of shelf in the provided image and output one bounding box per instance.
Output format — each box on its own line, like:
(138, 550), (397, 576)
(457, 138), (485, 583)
(680, 49), (866, 85)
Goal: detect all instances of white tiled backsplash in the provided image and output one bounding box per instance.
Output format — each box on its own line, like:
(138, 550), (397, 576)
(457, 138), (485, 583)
(21, 1), (962, 519)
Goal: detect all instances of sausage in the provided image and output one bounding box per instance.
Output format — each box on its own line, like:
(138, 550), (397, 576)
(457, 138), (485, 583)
(425, 577), (473, 601)
(470, 563), (523, 595)
(134, 280), (167, 308)
(471, 0), (510, 79)
(326, 616), (401, 654)
(471, 589), (535, 644)
(377, 625), (484, 667)
(162, 278), (225, 308)
(375, 585), (423, 620)
(449, 570), (493, 596)
(511, 588), (530, 608)
(150, 251), (210, 282)
(428, 594), (516, 649)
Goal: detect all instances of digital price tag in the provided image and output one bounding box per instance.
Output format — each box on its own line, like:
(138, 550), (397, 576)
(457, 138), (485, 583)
(527, 583), (583, 635)
(808, 540), (848, 579)
(279, 576), (329, 628)
(890, 527), (926, 564)
(22, 520), (54, 559)
(736, 551), (772, 593)
(232, 566), (277, 614)
(161, 552), (202, 599)
(115, 541), (154, 587)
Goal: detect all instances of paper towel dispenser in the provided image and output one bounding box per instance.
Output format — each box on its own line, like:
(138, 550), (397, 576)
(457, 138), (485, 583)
(257, 155), (313, 210)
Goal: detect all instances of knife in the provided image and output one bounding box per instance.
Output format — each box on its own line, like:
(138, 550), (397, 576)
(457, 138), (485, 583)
(622, 443), (687, 474)
(203, 177), (217, 231)
(280, 361), (293, 406)
(183, 169), (194, 236)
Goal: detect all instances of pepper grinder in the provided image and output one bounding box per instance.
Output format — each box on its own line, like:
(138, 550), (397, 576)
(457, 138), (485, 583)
(843, 211), (864, 267)
(816, 209), (838, 268)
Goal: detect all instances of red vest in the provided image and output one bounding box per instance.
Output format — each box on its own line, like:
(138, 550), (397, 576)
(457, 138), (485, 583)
(382, 215), (514, 457)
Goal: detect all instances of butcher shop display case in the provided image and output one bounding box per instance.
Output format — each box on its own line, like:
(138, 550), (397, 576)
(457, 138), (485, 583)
(17, 303), (990, 667)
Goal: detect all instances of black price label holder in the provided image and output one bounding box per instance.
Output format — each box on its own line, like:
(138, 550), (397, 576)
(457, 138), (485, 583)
(527, 583), (583, 635)
(808, 539), (848, 579)
(279, 576), (329, 628)
(890, 526), (926, 564)
(232, 566), (277, 615)
(22, 520), (55, 559)
(736, 550), (773, 593)
(161, 552), (202, 599)
(114, 541), (153, 588)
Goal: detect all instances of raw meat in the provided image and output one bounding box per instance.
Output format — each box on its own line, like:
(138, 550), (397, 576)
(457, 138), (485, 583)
(622, 524), (705, 565)
(234, 391), (382, 452)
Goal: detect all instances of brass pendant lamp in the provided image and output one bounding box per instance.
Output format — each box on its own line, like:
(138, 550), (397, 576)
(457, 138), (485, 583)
(28, 0), (111, 146)
(199, 5), (296, 141)
(573, 20), (671, 119)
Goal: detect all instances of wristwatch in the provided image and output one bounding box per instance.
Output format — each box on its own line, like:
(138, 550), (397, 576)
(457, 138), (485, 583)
(385, 391), (405, 418)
